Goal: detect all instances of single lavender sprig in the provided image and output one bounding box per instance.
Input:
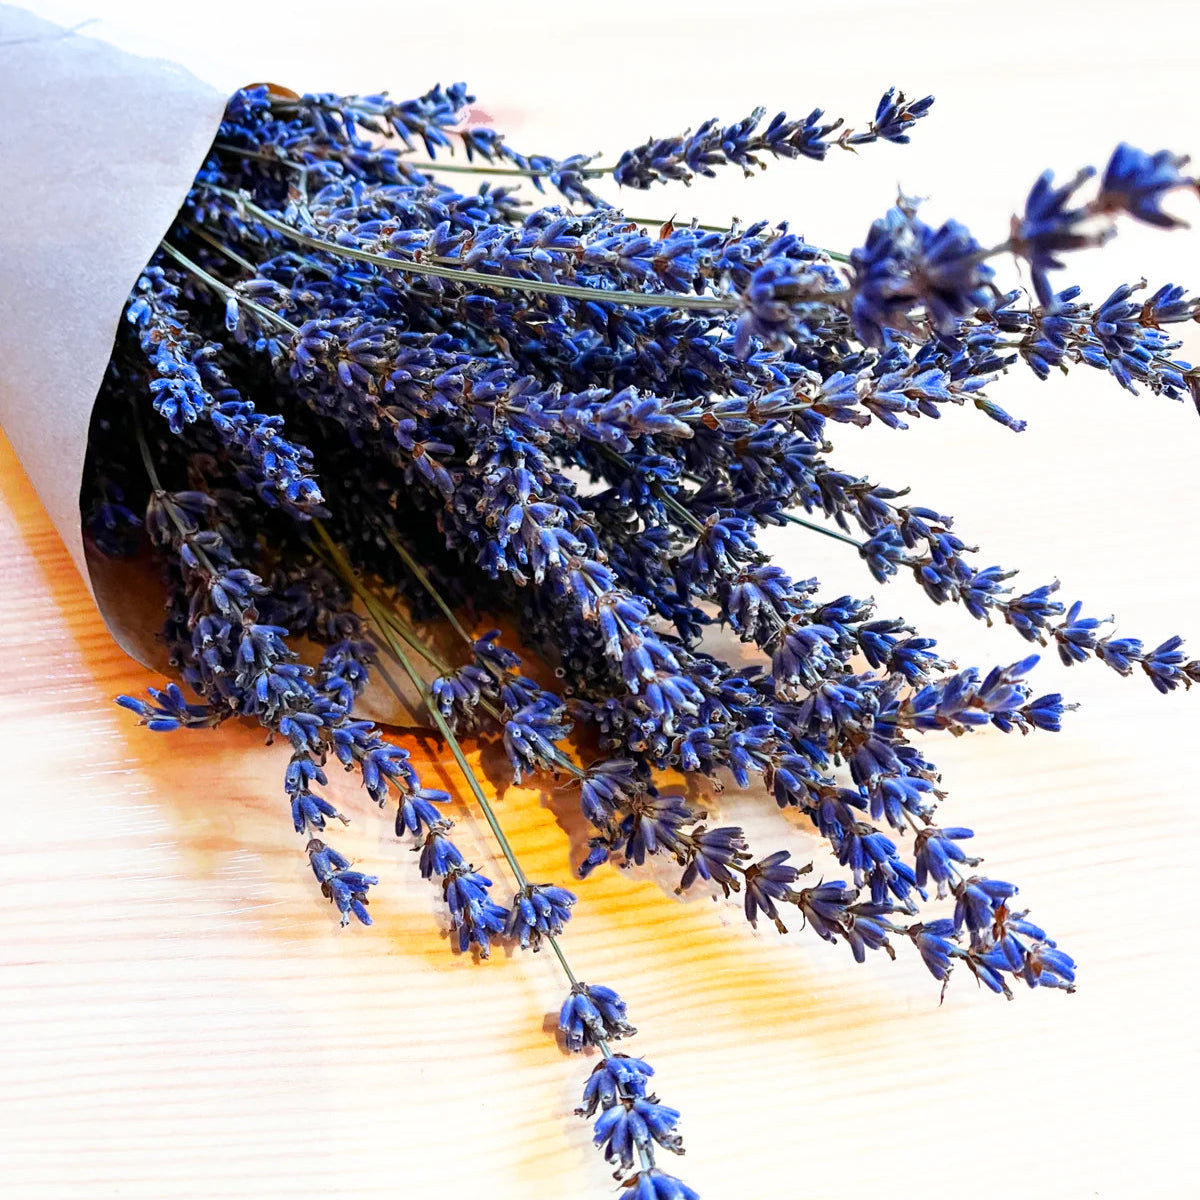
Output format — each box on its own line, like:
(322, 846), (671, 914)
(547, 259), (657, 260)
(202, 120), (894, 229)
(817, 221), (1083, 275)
(612, 88), (934, 189)
(311, 527), (697, 1192)
(304, 83), (933, 207)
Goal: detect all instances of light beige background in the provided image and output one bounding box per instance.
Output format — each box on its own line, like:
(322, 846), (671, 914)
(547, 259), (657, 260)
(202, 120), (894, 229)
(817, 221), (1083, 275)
(2, 2), (1199, 1197)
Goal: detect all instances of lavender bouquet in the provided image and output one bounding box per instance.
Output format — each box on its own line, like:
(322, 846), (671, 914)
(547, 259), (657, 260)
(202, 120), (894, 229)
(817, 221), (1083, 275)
(76, 80), (1198, 1197)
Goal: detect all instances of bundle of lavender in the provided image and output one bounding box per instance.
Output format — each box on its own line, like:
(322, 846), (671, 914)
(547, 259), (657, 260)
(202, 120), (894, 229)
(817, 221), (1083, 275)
(84, 82), (1199, 1196)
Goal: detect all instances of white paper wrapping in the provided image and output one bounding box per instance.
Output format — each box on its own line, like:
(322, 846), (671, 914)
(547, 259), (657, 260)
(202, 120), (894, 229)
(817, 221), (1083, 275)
(0, 5), (443, 718)
(0, 3), (227, 659)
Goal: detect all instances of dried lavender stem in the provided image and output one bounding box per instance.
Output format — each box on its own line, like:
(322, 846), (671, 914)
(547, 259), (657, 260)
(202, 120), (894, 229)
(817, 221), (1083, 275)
(380, 527), (474, 645)
(159, 241), (299, 334)
(315, 523), (644, 1118)
(210, 186), (749, 311)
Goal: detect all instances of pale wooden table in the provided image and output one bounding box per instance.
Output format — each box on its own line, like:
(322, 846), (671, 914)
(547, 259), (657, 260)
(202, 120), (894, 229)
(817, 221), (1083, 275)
(4, 3), (1200, 1195)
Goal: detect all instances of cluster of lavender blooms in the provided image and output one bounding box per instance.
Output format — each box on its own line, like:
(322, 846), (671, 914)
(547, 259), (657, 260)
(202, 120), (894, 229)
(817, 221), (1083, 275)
(84, 80), (1200, 1195)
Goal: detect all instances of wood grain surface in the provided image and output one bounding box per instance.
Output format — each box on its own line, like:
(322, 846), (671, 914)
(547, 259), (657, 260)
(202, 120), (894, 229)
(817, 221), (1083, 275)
(3, 4), (1200, 1196)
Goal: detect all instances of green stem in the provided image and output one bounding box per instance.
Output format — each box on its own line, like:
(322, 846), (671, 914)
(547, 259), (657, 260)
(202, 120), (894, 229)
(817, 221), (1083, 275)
(131, 401), (223, 579)
(362, 570), (640, 1137)
(594, 444), (707, 534)
(779, 510), (927, 573)
(160, 241), (300, 335)
(380, 527), (474, 646)
(387, 624), (531, 890)
(183, 223), (260, 274)
(312, 523), (588, 782)
(186, 220), (334, 281)
(400, 158), (613, 181)
(311, 524), (453, 672)
(209, 187), (746, 313)
(131, 402), (166, 495)
(779, 511), (866, 549)
(310, 526), (618, 1043)
(214, 141), (306, 175)
(313, 526), (528, 886)
(372, 580), (587, 781)
(657, 487), (707, 534)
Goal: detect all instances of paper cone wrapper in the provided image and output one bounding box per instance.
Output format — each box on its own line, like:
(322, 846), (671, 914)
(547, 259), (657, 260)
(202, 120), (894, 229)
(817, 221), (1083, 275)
(0, 5), (433, 720)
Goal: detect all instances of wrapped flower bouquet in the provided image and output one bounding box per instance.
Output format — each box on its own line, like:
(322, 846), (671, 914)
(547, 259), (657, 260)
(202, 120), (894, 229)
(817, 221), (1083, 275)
(4, 11), (1199, 1196)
